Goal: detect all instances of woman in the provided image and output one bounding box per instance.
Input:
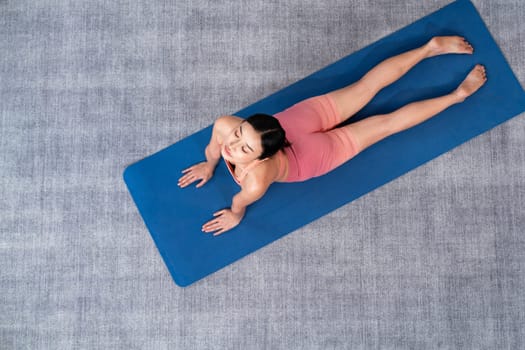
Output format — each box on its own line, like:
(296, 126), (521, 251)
(178, 36), (487, 236)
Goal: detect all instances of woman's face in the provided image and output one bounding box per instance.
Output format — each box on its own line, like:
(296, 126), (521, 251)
(221, 121), (263, 164)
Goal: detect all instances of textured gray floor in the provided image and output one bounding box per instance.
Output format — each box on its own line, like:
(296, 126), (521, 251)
(1, 0), (524, 349)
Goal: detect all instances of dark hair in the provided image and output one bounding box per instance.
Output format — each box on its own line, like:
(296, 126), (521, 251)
(245, 113), (291, 159)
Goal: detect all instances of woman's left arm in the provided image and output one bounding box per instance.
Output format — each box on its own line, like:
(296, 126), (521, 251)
(202, 181), (270, 236)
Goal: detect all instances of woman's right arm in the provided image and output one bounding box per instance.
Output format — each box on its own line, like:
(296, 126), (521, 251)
(203, 120), (223, 169)
(177, 116), (229, 188)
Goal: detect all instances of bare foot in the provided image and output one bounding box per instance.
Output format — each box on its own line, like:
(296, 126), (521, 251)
(454, 64), (487, 102)
(426, 36), (474, 58)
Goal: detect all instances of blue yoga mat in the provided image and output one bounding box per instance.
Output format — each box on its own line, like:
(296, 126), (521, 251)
(123, 0), (525, 287)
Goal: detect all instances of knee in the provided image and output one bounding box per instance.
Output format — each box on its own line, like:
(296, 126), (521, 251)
(382, 112), (407, 135)
(358, 76), (381, 97)
(370, 114), (397, 136)
(344, 114), (393, 152)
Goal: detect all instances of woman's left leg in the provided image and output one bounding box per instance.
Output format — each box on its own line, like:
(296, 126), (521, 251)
(295, 92), (464, 180)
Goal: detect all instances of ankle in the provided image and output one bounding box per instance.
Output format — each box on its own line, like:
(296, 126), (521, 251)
(451, 89), (466, 103)
(424, 38), (437, 58)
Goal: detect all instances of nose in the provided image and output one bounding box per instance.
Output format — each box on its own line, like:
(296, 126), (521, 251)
(228, 138), (240, 150)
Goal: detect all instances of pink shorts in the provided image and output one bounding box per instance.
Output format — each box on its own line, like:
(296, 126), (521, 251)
(274, 94), (361, 182)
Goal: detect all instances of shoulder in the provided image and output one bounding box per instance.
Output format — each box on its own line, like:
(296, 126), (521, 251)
(241, 159), (278, 191)
(214, 115), (243, 134)
(213, 115), (243, 144)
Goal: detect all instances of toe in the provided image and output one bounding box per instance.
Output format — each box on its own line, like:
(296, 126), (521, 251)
(462, 41), (473, 52)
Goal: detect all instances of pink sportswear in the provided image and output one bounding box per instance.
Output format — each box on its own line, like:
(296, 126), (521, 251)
(275, 93), (361, 182)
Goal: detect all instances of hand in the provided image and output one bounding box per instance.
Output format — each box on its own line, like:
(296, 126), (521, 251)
(178, 162), (214, 188)
(202, 209), (244, 236)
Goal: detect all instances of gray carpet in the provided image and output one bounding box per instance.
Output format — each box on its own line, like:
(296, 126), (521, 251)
(1, 0), (524, 349)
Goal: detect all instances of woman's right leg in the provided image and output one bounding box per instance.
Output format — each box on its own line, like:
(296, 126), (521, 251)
(327, 36), (474, 124)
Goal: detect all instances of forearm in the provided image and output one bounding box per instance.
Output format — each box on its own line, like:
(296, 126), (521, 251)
(230, 184), (267, 217)
(205, 144), (221, 168)
(230, 200), (247, 217)
(230, 191), (251, 219)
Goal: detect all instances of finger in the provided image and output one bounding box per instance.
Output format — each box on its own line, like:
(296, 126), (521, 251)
(178, 174), (199, 187)
(213, 210), (225, 216)
(181, 166), (194, 173)
(202, 220), (220, 231)
(183, 171), (198, 180)
(178, 176), (190, 186)
(204, 224), (222, 233)
(204, 218), (220, 225)
(202, 225), (215, 233)
(180, 177), (196, 187)
(178, 172), (193, 182)
(178, 179), (194, 188)
(213, 229), (226, 236)
(196, 178), (207, 188)
(202, 220), (218, 229)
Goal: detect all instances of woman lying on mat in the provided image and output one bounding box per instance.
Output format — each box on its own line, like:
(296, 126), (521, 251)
(178, 35), (487, 235)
